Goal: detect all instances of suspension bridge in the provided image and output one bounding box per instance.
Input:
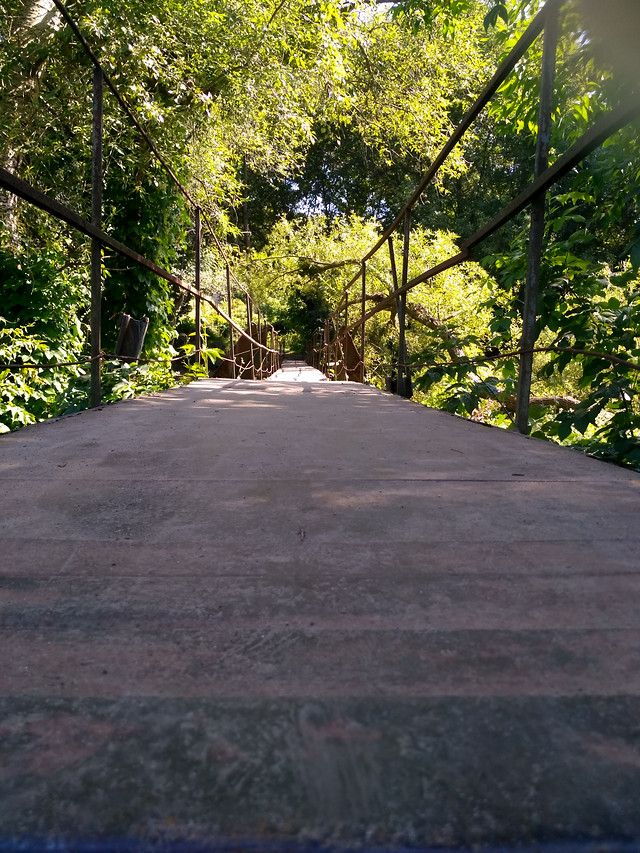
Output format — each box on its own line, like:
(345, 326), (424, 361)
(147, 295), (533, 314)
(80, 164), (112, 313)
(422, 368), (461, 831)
(2, 0), (640, 847)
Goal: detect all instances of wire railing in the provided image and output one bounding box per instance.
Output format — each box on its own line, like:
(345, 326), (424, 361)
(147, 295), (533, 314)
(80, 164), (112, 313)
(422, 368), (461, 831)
(0, 0), (281, 408)
(314, 0), (640, 434)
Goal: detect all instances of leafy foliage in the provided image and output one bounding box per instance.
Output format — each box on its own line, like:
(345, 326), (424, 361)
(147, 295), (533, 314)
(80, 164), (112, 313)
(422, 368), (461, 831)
(0, 319), (79, 432)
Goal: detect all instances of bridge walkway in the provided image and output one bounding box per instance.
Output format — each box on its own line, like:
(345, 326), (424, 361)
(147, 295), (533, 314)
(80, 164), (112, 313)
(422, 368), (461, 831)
(1, 366), (639, 848)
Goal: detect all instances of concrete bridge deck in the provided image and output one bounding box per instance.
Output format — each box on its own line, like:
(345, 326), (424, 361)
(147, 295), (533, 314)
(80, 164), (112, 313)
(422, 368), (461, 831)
(1, 366), (640, 849)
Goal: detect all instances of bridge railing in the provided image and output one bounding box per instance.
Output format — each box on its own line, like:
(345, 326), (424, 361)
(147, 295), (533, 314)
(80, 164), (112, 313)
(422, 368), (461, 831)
(0, 0), (281, 409)
(314, 0), (640, 434)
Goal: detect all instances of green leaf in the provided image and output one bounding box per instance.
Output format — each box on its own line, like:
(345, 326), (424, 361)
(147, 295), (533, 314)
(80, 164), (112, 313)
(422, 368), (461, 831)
(556, 418), (573, 441)
(483, 4), (507, 30)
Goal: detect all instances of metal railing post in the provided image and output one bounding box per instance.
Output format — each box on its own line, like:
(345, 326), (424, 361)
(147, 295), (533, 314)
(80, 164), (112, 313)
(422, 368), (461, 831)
(246, 294), (256, 380)
(226, 263), (236, 378)
(331, 333), (337, 380)
(344, 292), (349, 335)
(343, 292), (349, 378)
(515, 3), (559, 433)
(323, 319), (329, 376)
(270, 327), (275, 374)
(90, 66), (103, 408)
(388, 235), (399, 393)
(274, 328), (278, 372)
(194, 206), (202, 366)
(398, 210), (411, 397)
(329, 322), (335, 380)
(360, 261), (366, 382)
(257, 310), (263, 379)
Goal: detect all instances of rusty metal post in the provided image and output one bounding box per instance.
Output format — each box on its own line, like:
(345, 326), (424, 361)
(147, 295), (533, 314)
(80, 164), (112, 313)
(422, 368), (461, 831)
(515, 3), (559, 434)
(268, 326), (275, 376)
(360, 261), (366, 382)
(388, 235), (399, 393)
(226, 263), (236, 378)
(257, 310), (263, 379)
(242, 154), (251, 252)
(273, 328), (277, 373)
(388, 235), (398, 289)
(398, 210), (411, 398)
(246, 294), (256, 380)
(343, 292), (349, 378)
(90, 67), (103, 408)
(323, 319), (329, 376)
(194, 206), (202, 366)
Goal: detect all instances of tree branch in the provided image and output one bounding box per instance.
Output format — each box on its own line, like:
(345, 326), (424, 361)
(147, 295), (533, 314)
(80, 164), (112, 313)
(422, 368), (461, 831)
(365, 292), (464, 361)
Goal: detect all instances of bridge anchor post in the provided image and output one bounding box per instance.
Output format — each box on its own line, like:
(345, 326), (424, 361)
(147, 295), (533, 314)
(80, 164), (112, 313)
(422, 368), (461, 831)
(90, 67), (103, 408)
(195, 206), (202, 366)
(397, 210), (412, 398)
(226, 263), (236, 378)
(515, 1), (559, 433)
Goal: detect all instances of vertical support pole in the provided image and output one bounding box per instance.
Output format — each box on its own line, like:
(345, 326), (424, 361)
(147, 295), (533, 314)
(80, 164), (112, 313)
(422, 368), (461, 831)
(90, 67), (103, 408)
(515, 3), (559, 434)
(344, 292), (349, 378)
(243, 154), (250, 252)
(331, 324), (336, 381)
(246, 294), (256, 380)
(398, 210), (411, 398)
(388, 235), (399, 393)
(194, 206), (202, 366)
(257, 310), (263, 379)
(226, 263), (236, 378)
(272, 328), (276, 374)
(324, 319), (329, 376)
(360, 262), (366, 383)
(388, 236), (398, 289)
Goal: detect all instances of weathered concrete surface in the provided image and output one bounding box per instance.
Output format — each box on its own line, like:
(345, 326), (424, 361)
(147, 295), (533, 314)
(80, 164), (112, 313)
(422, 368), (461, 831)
(1, 371), (639, 849)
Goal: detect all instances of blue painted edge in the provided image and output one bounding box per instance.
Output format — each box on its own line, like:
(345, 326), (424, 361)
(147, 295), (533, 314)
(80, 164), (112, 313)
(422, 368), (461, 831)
(0, 840), (639, 853)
